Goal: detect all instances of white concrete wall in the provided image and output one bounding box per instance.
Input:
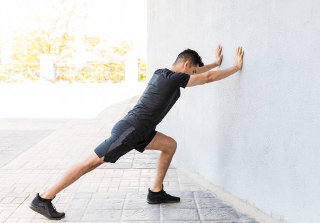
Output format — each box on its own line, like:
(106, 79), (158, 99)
(147, 1), (320, 222)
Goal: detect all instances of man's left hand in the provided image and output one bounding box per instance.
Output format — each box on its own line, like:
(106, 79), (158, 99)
(214, 45), (223, 66)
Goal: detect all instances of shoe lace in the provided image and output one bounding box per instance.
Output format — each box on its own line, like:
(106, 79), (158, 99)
(49, 195), (57, 212)
(162, 190), (169, 198)
(48, 201), (58, 213)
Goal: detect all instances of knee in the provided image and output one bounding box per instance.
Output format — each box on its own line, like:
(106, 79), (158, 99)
(82, 154), (104, 172)
(91, 156), (104, 168)
(166, 138), (177, 155)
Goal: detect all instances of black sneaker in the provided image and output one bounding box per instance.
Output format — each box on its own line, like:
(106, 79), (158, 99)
(147, 184), (180, 204)
(29, 193), (65, 220)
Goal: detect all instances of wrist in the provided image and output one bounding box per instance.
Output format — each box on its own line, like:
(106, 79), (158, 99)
(232, 65), (240, 71)
(213, 61), (220, 67)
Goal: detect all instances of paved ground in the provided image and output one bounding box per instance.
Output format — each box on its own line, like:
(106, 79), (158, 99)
(0, 95), (259, 223)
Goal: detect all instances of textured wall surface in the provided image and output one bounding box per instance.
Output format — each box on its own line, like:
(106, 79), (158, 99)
(147, 1), (320, 222)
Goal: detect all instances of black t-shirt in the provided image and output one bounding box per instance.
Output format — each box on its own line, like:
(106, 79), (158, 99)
(121, 68), (190, 135)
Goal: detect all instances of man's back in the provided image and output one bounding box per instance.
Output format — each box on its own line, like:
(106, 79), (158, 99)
(122, 68), (190, 135)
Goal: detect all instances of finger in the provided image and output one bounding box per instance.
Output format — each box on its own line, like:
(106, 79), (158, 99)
(217, 49), (222, 56)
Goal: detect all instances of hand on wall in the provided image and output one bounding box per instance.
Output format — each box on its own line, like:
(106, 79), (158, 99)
(233, 46), (244, 70)
(214, 45), (223, 66)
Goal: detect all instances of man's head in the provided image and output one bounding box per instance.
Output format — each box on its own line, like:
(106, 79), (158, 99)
(172, 49), (204, 75)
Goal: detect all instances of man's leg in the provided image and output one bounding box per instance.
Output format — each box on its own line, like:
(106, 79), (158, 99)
(40, 153), (104, 199)
(30, 152), (104, 220)
(144, 132), (177, 192)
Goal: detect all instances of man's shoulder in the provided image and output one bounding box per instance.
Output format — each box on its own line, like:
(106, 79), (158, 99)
(154, 68), (182, 78)
(149, 68), (171, 81)
(150, 68), (189, 86)
(153, 68), (168, 75)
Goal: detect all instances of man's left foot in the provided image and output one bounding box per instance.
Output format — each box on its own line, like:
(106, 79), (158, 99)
(29, 193), (65, 220)
(147, 184), (180, 204)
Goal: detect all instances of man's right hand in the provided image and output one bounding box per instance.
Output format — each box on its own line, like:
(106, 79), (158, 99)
(233, 46), (244, 70)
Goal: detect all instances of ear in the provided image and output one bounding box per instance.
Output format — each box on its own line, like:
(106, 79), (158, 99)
(183, 61), (190, 71)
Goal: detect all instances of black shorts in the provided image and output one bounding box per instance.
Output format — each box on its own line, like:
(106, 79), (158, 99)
(94, 120), (157, 163)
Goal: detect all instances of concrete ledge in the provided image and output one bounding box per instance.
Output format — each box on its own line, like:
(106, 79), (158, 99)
(172, 159), (286, 223)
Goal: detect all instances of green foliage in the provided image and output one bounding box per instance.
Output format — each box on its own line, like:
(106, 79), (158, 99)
(138, 59), (147, 82)
(10, 0), (83, 64)
(55, 62), (125, 83)
(0, 59), (146, 83)
(112, 41), (131, 56)
(83, 35), (100, 48)
(11, 30), (75, 63)
(0, 64), (40, 83)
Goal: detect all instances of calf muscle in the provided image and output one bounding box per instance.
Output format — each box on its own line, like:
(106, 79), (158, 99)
(40, 153), (103, 199)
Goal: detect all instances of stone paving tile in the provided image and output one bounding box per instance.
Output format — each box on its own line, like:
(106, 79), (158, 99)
(198, 207), (241, 221)
(124, 198), (160, 209)
(161, 197), (197, 209)
(196, 198), (232, 209)
(87, 198), (124, 210)
(81, 209), (122, 221)
(0, 130), (55, 168)
(67, 198), (90, 210)
(161, 207), (200, 221)
(122, 208), (160, 221)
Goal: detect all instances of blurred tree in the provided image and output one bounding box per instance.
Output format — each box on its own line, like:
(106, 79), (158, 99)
(11, 0), (88, 63)
(84, 36), (100, 49)
(11, 30), (75, 63)
(6, 0), (143, 83)
(112, 41), (131, 56)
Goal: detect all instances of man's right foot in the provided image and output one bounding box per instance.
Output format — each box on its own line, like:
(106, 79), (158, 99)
(147, 184), (180, 204)
(29, 193), (65, 220)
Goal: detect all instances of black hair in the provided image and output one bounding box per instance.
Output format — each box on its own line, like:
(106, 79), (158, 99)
(173, 49), (204, 67)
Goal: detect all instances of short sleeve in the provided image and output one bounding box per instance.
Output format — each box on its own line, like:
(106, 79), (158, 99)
(169, 72), (190, 88)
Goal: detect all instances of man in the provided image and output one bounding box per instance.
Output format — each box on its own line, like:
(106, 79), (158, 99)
(29, 45), (244, 220)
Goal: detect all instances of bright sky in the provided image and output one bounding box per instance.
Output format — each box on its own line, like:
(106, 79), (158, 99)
(0, 0), (147, 44)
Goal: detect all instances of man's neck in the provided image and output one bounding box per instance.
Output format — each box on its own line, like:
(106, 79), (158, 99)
(170, 64), (183, 73)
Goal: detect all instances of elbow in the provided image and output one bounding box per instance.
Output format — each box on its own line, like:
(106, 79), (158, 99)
(206, 72), (217, 83)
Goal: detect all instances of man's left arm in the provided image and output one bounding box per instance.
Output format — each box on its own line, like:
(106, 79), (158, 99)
(194, 45), (223, 74)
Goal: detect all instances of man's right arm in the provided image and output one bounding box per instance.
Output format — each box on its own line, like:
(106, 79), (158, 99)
(186, 46), (244, 87)
(186, 66), (239, 87)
